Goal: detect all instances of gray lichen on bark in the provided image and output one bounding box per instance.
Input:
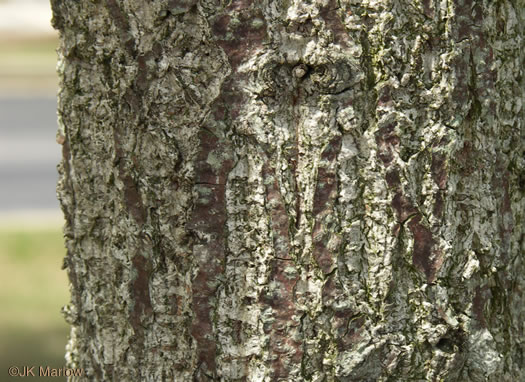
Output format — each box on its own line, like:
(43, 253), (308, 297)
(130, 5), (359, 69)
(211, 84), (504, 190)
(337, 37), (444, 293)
(52, 0), (524, 380)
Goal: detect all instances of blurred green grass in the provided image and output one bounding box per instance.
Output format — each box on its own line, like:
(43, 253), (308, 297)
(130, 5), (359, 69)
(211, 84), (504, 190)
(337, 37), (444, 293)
(0, 38), (57, 73)
(0, 227), (69, 381)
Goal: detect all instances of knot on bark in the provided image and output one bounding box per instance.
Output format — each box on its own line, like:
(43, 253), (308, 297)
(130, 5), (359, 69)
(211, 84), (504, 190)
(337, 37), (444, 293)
(255, 58), (354, 97)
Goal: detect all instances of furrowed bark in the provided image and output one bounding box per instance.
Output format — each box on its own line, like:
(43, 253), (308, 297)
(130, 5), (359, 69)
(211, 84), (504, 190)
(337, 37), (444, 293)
(53, 0), (524, 380)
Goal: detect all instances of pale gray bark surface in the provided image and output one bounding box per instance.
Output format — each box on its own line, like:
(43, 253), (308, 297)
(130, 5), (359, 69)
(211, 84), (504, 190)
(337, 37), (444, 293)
(52, 0), (524, 381)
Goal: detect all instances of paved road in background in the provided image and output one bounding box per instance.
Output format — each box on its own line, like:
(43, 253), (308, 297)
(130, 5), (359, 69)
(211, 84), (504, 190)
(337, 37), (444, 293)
(0, 96), (61, 211)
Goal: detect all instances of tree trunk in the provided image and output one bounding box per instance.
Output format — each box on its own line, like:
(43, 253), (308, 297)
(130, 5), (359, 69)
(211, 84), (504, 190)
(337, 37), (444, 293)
(52, 0), (524, 380)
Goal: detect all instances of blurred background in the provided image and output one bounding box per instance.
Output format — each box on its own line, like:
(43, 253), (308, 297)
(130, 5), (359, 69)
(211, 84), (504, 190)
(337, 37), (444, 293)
(0, 0), (69, 380)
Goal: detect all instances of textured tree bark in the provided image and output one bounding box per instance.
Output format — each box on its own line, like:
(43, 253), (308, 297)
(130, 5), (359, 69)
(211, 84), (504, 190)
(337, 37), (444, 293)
(52, 0), (524, 380)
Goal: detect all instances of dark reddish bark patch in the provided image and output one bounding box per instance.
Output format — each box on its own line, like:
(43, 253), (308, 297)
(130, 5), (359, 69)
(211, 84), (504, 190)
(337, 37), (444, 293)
(231, 319), (243, 345)
(211, 3), (267, 70)
(188, 184), (227, 233)
(320, 0), (350, 47)
(473, 285), (490, 328)
(61, 137), (71, 162)
(288, 146), (301, 229)
(375, 122), (399, 167)
(113, 127), (147, 226)
(392, 192), (417, 223)
(500, 175), (512, 236)
(312, 136), (342, 274)
(452, 0), (493, 115)
(136, 54), (150, 92)
(106, 0), (127, 28)
(188, 129), (233, 378)
(450, 55), (470, 106)
(431, 152), (447, 190)
(408, 214), (441, 283)
(430, 139), (448, 222)
(321, 135), (342, 163)
(492, 162), (513, 261)
(457, 21), (472, 42)
(260, 259), (302, 379)
(212, 102), (226, 122)
(385, 169), (401, 189)
(433, 190), (444, 220)
(168, 0), (198, 12)
(127, 252), (153, 368)
(377, 85), (393, 108)
(187, 75), (238, 379)
(211, 14), (230, 36)
(191, 281), (220, 374)
(454, 0), (483, 40)
(213, 77), (247, 122)
(456, 140), (476, 176)
(472, 2), (483, 24)
(377, 129), (444, 282)
(313, 146), (340, 216)
(332, 312), (350, 350)
(189, 194), (225, 376)
(422, 0), (433, 18)
(123, 87), (141, 114)
(337, 313), (365, 351)
(492, 166), (512, 215)
(193, 130), (233, 186)
(121, 174), (147, 226)
(112, 46), (162, 226)
(106, 0), (135, 54)
(263, 163), (291, 260)
(59, 137), (76, 229)
(130, 254), (153, 330)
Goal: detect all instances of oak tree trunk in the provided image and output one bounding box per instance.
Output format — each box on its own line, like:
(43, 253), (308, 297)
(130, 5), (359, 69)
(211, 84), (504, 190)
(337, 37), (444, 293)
(52, 0), (524, 380)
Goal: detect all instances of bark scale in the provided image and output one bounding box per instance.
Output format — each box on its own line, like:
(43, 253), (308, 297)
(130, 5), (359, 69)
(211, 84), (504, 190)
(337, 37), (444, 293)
(52, 0), (524, 380)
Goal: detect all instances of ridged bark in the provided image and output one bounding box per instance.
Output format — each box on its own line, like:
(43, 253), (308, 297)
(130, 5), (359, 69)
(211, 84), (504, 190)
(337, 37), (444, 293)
(52, 0), (524, 380)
